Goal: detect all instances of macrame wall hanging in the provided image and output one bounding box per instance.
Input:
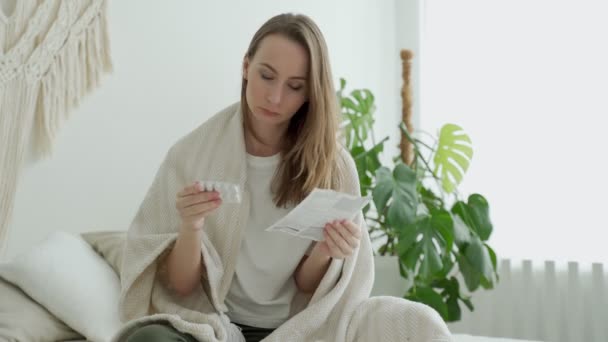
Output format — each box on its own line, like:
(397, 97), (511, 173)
(0, 0), (113, 256)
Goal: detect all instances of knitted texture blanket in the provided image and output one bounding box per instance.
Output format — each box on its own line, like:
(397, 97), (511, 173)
(115, 102), (453, 342)
(0, 0), (112, 256)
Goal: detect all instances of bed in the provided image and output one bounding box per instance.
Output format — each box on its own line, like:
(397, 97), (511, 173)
(0, 230), (541, 342)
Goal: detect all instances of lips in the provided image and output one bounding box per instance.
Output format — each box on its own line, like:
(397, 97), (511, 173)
(259, 107), (280, 117)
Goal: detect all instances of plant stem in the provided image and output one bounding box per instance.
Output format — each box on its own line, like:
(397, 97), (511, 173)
(367, 216), (385, 225)
(370, 121), (377, 146)
(400, 123), (446, 202)
(400, 123), (440, 181)
(414, 130), (439, 142)
(351, 114), (367, 149)
(415, 138), (437, 152)
(353, 136), (389, 162)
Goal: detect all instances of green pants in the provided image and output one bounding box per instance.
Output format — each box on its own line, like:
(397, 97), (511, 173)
(125, 323), (275, 342)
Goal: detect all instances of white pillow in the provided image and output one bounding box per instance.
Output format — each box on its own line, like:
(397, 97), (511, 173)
(0, 231), (122, 342)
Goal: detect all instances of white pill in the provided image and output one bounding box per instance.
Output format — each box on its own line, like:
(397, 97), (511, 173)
(198, 180), (242, 203)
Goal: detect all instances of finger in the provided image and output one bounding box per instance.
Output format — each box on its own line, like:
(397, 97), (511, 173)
(342, 220), (362, 239)
(336, 221), (360, 249)
(179, 191), (220, 209)
(183, 201), (221, 218)
(326, 224), (351, 256)
(184, 205), (219, 220)
(182, 199), (221, 217)
(177, 182), (201, 198)
(323, 229), (344, 259)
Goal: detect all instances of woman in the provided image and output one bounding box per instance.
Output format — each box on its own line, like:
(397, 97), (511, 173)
(118, 12), (450, 342)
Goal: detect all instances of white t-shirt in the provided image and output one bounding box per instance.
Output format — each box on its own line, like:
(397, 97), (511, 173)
(224, 152), (313, 329)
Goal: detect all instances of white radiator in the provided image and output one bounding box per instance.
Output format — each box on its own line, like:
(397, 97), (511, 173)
(448, 259), (608, 342)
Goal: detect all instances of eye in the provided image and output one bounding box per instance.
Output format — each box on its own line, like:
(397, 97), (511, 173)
(260, 72), (273, 80)
(289, 84), (303, 91)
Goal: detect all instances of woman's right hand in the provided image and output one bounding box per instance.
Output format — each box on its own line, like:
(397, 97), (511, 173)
(176, 181), (222, 231)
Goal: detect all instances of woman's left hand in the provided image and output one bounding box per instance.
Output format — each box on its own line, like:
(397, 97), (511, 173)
(316, 219), (361, 259)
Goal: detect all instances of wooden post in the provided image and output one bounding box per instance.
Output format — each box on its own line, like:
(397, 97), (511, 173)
(400, 49), (414, 166)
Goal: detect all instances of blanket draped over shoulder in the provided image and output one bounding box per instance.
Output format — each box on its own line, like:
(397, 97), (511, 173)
(114, 102), (453, 342)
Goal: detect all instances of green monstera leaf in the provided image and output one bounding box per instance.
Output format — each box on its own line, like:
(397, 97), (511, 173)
(452, 194), (493, 241)
(406, 286), (449, 320)
(351, 140), (385, 199)
(397, 211), (454, 281)
(340, 80), (376, 150)
(434, 124), (474, 193)
(436, 277), (475, 322)
(373, 163), (418, 227)
(457, 236), (495, 292)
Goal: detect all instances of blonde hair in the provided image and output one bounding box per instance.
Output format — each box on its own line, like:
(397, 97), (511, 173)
(241, 13), (342, 207)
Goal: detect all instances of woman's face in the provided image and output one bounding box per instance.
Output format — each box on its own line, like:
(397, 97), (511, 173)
(244, 34), (309, 128)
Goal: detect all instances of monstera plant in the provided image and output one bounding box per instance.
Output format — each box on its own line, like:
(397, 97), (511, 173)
(338, 78), (498, 322)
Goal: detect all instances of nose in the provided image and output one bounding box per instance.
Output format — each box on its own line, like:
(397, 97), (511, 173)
(266, 83), (282, 105)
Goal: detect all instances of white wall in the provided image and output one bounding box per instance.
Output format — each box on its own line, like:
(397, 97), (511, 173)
(419, 0), (608, 264)
(396, 0), (422, 132)
(4, 0), (421, 260)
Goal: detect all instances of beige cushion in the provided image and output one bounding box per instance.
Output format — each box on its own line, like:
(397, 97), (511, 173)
(80, 230), (126, 275)
(0, 276), (83, 342)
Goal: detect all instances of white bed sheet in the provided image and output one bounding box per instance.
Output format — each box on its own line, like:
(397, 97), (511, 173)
(453, 334), (542, 342)
(64, 333), (543, 342)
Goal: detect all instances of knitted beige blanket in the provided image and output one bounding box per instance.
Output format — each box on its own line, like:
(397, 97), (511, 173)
(0, 0), (112, 256)
(114, 102), (452, 342)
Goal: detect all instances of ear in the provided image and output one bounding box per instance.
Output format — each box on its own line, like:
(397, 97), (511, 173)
(242, 56), (250, 80)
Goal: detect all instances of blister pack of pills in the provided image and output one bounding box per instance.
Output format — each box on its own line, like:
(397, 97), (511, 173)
(199, 181), (242, 203)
